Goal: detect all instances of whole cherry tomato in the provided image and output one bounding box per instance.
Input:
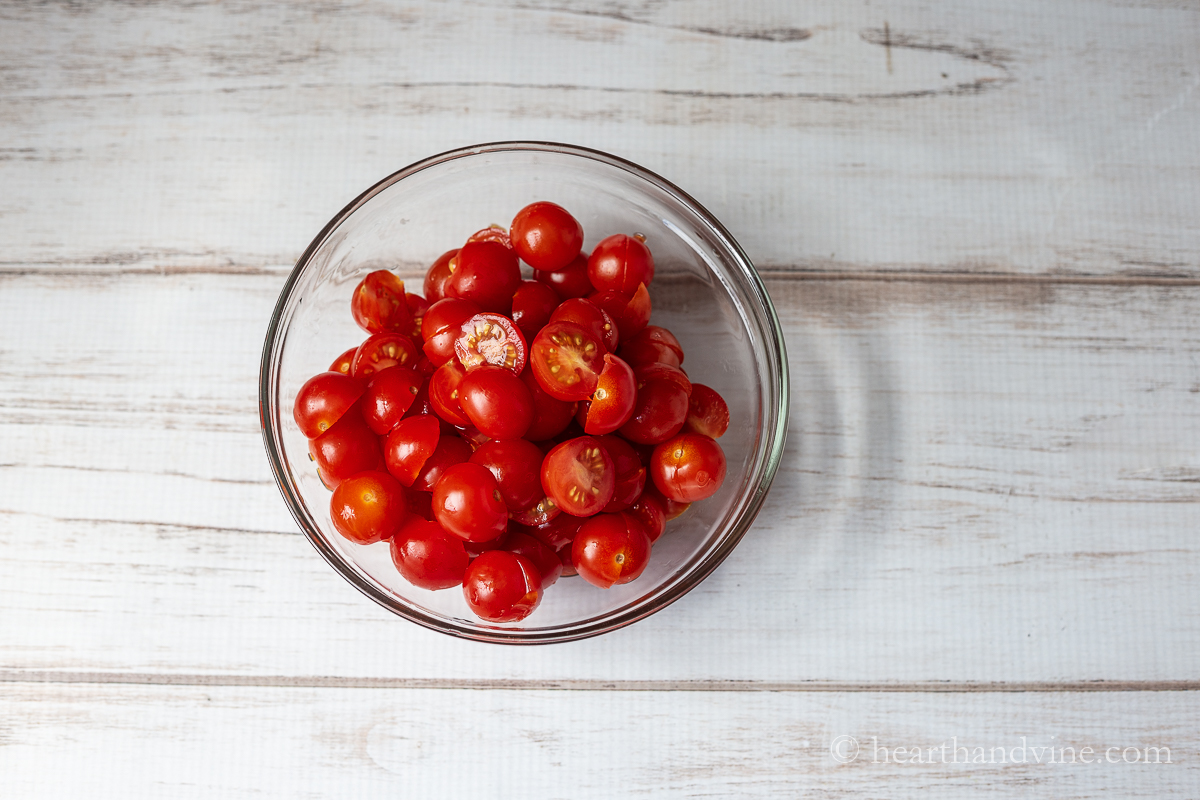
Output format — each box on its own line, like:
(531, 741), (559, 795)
(351, 270), (412, 334)
(595, 434), (646, 512)
(617, 372), (689, 445)
(390, 517), (470, 590)
(571, 512), (652, 588)
(587, 234), (655, 294)
(329, 470), (407, 544)
(431, 462), (508, 542)
(626, 489), (666, 542)
(510, 201), (584, 271)
(462, 550), (542, 622)
(541, 436), (615, 517)
(294, 371), (366, 439)
(458, 364), (534, 440)
(651, 433), (727, 503)
(510, 280), (560, 340)
(533, 253), (593, 299)
(519, 366), (576, 442)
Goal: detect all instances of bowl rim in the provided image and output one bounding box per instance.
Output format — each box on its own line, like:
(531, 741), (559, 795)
(259, 140), (790, 644)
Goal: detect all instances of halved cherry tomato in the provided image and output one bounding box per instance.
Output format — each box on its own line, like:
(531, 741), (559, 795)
(308, 405), (384, 489)
(520, 366), (576, 442)
(634, 361), (692, 397)
(421, 297), (482, 366)
(589, 284), (651, 341)
(510, 201), (584, 272)
(530, 322), (605, 402)
(405, 293), (428, 342)
(505, 530), (563, 589)
(470, 438), (545, 513)
(458, 365), (534, 440)
(351, 270), (412, 334)
(329, 347), (358, 376)
(294, 371), (366, 439)
(511, 494), (561, 527)
(446, 240), (521, 313)
(534, 253), (593, 299)
(330, 470), (408, 544)
(626, 489), (666, 542)
(645, 484), (690, 521)
(510, 280), (560, 340)
(571, 512), (652, 588)
(583, 355), (637, 435)
(595, 434), (646, 512)
(412, 433), (473, 492)
(423, 249), (458, 302)
(467, 225), (512, 248)
(618, 372), (689, 444)
(685, 383), (730, 438)
(462, 550), (542, 622)
(383, 414), (441, 487)
(454, 312), (527, 373)
(541, 436), (615, 516)
(352, 332), (421, 379)
(390, 517), (470, 590)
(428, 359), (472, 427)
(651, 433), (727, 502)
(361, 365), (422, 435)
(549, 297), (618, 352)
(526, 510), (584, 549)
(625, 325), (683, 362)
(432, 462), (508, 542)
(587, 234), (655, 294)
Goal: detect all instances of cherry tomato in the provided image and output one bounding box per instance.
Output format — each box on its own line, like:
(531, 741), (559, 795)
(421, 297), (481, 366)
(308, 405), (384, 489)
(595, 434), (646, 512)
(383, 414), (441, 487)
(635, 361), (692, 396)
(464, 530), (510, 558)
(405, 293), (428, 342)
(329, 347), (358, 376)
(511, 494), (561, 527)
(558, 542), (578, 577)
(583, 354), (637, 435)
(587, 234), (655, 294)
(470, 438), (545, 513)
(428, 359), (473, 427)
(618, 372), (689, 444)
(589, 284), (651, 341)
(405, 485), (434, 521)
(423, 249), (458, 302)
(454, 312), (528, 374)
(625, 325), (683, 362)
(571, 512), (652, 588)
(390, 517), (470, 590)
(627, 489), (666, 542)
(541, 436), (615, 516)
(431, 462), (508, 542)
(510, 280), (560, 340)
(685, 383), (730, 438)
(294, 371), (366, 439)
(651, 433), (727, 502)
(505, 530), (563, 589)
(530, 321), (606, 402)
(467, 225), (512, 248)
(527, 511), (584, 549)
(329, 470), (407, 545)
(351, 270), (412, 334)
(412, 433), (473, 492)
(520, 366), (577, 441)
(446, 240), (521, 313)
(361, 365), (422, 435)
(549, 297), (618, 352)
(352, 332), (421, 379)
(645, 483), (690, 521)
(458, 365), (534, 440)
(510, 201), (584, 272)
(619, 338), (681, 369)
(462, 550), (542, 622)
(533, 253), (593, 299)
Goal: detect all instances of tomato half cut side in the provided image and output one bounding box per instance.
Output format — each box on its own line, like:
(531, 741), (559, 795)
(351, 270), (412, 334)
(383, 414), (442, 487)
(589, 284), (651, 341)
(530, 322), (606, 402)
(454, 312), (528, 373)
(428, 359), (472, 427)
(541, 435), (616, 517)
(549, 297), (618, 352)
(352, 332), (421, 380)
(467, 224), (512, 248)
(328, 347), (358, 376)
(423, 249), (458, 303)
(685, 383), (730, 439)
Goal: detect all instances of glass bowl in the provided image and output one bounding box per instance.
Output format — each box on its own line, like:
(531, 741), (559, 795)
(259, 142), (789, 644)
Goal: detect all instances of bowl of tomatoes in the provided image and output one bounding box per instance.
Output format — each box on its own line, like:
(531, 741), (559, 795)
(260, 142), (789, 643)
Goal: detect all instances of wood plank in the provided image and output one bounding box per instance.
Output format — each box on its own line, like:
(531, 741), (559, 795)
(1, 0), (1198, 276)
(1, 271), (1197, 681)
(1, 682), (1197, 798)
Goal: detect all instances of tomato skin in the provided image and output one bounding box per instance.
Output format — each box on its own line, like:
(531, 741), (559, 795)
(467, 225), (512, 248)
(390, 517), (470, 590)
(511, 495), (561, 527)
(432, 462), (509, 542)
(510, 201), (584, 272)
(571, 512), (652, 588)
(428, 359), (473, 427)
(549, 297), (619, 352)
(421, 298), (481, 366)
(617, 375), (689, 444)
(505, 530), (563, 589)
(446, 240), (521, 313)
(361, 365), (422, 435)
(645, 483), (690, 521)
(383, 414), (441, 487)
(651, 433), (727, 503)
(412, 433), (473, 492)
(584, 354), (637, 435)
(530, 321), (606, 402)
(685, 383), (730, 439)
(352, 332), (421, 380)
(619, 338), (681, 369)
(329, 347), (358, 376)
(462, 550), (542, 622)
(595, 434), (646, 512)
(589, 284), (651, 341)
(469, 438), (546, 513)
(519, 366), (576, 442)
(587, 234), (655, 294)
(308, 405), (385, 489)
(423, 249), (458, 302)
(541, 436), (616, 517)
(458, 365), (534, 440)
(351, 270), (412, 335)
(454, 312), (528, 374)
(625, 325), (683, 362)
(294, 371), (367, 439)
(510, 280), (560, 340)
(527, 511), (584, 549)
(533, 253), (593, 299)
(627, 489), (666, 542)
(329, 470), (408, 545)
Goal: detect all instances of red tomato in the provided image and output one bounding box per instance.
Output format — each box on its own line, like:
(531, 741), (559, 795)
(458, 365), (534, 440)
(351, 270), (412, 334)
(645, 483), (690, 521)
(421, 297), (481, 366)
(541, 436), (616, 517)
(462, 550), (542, 622)
(328, 347), (358, 375)
(587, 234), (655, 294)
(446, 240), (521, 313)
(505, 530), (563, 589)
(294, 371), (366, 439)
(454, 312), (528, 374)
(651, 433), (727, 502)
(467, 225), (512, 248)
(470, 438), (545, 513)
(685, 383), (730, 438)
(510, 280), (560, 340)
(530, 321), (606, 402)
(595, 434), (646, 512)
(510, 201), (584, 272)
(589, 284), (651, 341)
(329, 470), (407, 544)
(558, 542), (578, 577)
(526, 511), (584, 549)
(383, 414), (441, 487)
(635, 361), (692, 396)
(618, 372), (689, 444)
(390, 517), (470, 590)
(533, 253), (593, 299)
(619, 338), (681, 369)
(519, 366), (576, 442)
(405, 485), (434, 521)
(428, 359), (473, 427)
(361, 365), (422, 435)
(549, 297), (618, 352)
(431, 462), (508, 542)
(423, 249), (458, 302)
(571, 512), (652, 588)
(412, 433), (473, 492)
(625, 325), (683, 363)
(511, 495), (561, 527)
(352, 332), (421, 379)
(405, 293), (428, 342)
(583, 355), (637, 435)
(308, 405), (384, 489)
(626, 489), (666, 542)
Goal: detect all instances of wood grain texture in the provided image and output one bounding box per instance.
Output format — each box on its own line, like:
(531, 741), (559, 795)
(2, 271), (1197, 683)
(2, 682), (1197, 798)
(0, 0), (1198, 276)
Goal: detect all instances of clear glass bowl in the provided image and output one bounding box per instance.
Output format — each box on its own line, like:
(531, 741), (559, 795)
(259, 142), (789, 643)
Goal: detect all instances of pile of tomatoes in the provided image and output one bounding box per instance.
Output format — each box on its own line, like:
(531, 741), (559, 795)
(293, 201), (729, 623)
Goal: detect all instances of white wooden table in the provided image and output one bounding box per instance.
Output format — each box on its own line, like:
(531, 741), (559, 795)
(3, 1), (1199, 796)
